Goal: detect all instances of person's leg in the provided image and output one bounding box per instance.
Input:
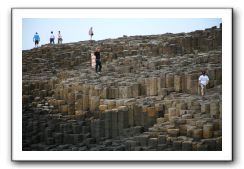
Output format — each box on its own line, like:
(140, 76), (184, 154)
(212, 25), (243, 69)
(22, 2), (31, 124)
(95, 60), (99, 73)
(99, 60), (102, 72)
(203, 85), (206, 96)
(201, 84), (204, 96)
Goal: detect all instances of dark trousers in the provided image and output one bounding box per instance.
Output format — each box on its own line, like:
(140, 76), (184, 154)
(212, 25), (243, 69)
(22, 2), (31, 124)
(50, 38), (55, 44)
(58, 38), (62, 44)
(96, 59), (102, 72)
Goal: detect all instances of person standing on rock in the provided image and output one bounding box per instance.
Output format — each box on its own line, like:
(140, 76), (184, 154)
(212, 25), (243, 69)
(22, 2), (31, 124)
(57, 31), (63, 44)
(199, 70), (209, 96)
(88, 27), (94, 41)
(50, 31), (55, 44)
(33, 32), (40, 48)
(94, 47), (102, 74)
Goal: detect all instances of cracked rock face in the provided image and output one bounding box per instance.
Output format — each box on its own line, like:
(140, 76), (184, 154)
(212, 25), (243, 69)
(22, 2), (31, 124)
(22, 25), (222, 151)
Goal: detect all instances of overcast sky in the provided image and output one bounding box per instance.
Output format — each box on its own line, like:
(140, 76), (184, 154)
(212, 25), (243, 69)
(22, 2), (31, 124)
(22, 18), (222, 50)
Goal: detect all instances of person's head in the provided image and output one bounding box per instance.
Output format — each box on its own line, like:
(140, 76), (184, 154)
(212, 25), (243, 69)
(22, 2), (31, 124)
(51, 31), (53, 34)
(96, 47), (100, 52)
(202, 70), (206, 76)
(58, 31), (60, 33)
(36, 32), (38, 34)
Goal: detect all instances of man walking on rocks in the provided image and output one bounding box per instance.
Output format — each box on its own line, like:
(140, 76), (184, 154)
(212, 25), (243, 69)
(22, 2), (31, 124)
(94, 47), (102, 74)
(33, 32), (40, 48)
(199, 70), (209, 96)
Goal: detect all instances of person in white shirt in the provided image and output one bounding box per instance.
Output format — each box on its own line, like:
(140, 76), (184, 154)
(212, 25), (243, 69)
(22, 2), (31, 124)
(50, 31), (55, 44)
(199, 71), (209, 96)
(57, 31), (63, 44)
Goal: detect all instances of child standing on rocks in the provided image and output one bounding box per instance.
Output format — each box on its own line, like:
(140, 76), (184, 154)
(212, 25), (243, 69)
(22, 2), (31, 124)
(199, 70), (209, 96)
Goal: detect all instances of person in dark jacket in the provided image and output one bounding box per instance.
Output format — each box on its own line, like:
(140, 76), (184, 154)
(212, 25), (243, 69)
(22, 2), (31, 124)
(94, 47), (102, 73)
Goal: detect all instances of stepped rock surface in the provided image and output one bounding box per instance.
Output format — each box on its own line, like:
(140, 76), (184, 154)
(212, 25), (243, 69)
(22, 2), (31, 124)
(22, 25), (222, 151)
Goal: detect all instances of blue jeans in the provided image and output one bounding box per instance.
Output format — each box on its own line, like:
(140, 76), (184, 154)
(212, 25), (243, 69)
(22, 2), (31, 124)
(50, 38), (55, 44)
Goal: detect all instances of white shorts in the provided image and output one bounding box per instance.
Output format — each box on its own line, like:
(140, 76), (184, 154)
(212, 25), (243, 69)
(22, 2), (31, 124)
(200, 84), (206, 89)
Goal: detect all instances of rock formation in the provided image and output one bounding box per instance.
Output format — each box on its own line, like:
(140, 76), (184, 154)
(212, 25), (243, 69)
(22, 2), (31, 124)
(22, 24), (222, 151)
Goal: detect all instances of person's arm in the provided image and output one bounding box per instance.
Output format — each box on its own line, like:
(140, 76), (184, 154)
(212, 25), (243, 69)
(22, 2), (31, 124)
(198, 76), (201, 86)
(206, 76), (209, 85)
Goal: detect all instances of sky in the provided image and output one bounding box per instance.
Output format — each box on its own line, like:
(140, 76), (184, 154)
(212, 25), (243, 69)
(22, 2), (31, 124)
(22, 18), (222, 50)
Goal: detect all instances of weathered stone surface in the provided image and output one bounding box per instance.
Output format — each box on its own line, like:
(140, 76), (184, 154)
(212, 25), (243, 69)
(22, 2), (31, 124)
(203, 123), (214, 139)
(111, 109), (118, 138)
(168, 108), (179, 120)
(182, 141), (193, 151)
(167, 129), (180, 137)
(210, 101), (220, 118)
(136, 134), (149, 146)
(192, 129), (203, 140)
(173, 140), (182, 150)
(174, 75), (182, 92)
(104, 110), (112, 138)
(148, 138), (158, 148)
(166, 73), (174, 88)
(201, 103), (210, 113)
